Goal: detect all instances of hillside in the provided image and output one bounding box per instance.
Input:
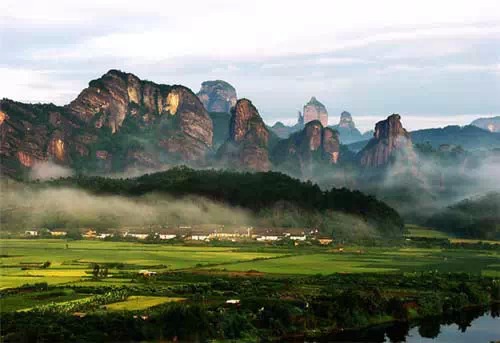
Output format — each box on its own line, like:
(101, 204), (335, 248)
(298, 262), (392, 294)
(427, 192), (500, 240)
(410, 125), (500, 150)
(40, 167), (404, 236)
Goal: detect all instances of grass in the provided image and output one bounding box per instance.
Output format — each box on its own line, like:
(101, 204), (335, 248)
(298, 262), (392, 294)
(0, 289), (89, 312)
(105, 296), (185, 311)
(0, 239), (283, 289)
(404, 225), (452, 239)
(1, 239), (499, 289)
(205, 247), (500, 276)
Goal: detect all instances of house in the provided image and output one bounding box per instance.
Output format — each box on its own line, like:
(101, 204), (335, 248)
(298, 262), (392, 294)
(256, 235), (281, 242)
(289, 235), (307, 241)
(191, 234), (209, 241)
(125, 232), (148, 240)
(138, 270), (157, 277)
(225, 299), (240, 305)
(25, 230), (38, 236)
(97, 233), (113, 239)
(159, 234), (177, 240)
(318, 238), (333, 245)
(50, 230), (67, 236)
(83, 229), (97, 238)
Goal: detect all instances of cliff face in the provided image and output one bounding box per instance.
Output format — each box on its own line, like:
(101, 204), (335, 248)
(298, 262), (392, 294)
(271, 120), (340, 176)
(471, 116), (500, 133)
(217, 99), (270, 171)
(197, 80), (237, 113)
(1, 70), (213, 176)
(303, 97), (328, 127)
(357, 114), (414, 168)
(329, 111), (365, 144)
(338, 111), (356, 129)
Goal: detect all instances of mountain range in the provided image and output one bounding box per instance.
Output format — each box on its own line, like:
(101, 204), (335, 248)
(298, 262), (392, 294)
(2, 69), (499, 182)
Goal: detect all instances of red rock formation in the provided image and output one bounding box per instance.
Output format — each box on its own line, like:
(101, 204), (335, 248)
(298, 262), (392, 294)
(358, 114), (415, 167)
(217, 99), (270, 171)
(271, 120), (340, 176)
(1, 70), (213, 176)
(303, 97), (328, 127)
(338, 111), (355, 129)
(197, 80), (237, 113)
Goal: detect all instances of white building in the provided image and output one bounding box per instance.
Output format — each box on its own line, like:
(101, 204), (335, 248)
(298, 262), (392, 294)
(25, 230), (38, 236)
(191, 234), (209, 241)
(289, 235), (307, 241)
(159, 234), (177, 240)
(125, 232), (148, 240)
(256, 235), (281, 241)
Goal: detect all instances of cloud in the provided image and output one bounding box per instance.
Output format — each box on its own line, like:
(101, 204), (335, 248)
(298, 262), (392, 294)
(1, 0), (499, 124)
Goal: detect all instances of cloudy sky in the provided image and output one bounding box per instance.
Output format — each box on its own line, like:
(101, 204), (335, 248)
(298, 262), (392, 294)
(1, 0), (499, 131)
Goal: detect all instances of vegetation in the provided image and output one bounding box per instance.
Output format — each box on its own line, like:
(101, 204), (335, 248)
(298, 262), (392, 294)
(0, 236), (499, 340)
(41, 167), (404, 235)
(427, 192), (500, 239)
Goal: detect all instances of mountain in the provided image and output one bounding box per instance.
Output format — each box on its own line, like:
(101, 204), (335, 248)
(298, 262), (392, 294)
(271, 120), (340, 177)
(39, 166), (404, 236)
(410, 125), (500, 150)
(196, 80), (237, 113)
(329, 111), (366, 144)
(217, 99), (271, 171)
(208, 112), (231, 149)
(303, 96), (328, 127)
(270, 111), (304, 138)
(471, 116), (500, 132)
(0, 70), (213, 176)
(357, 114), (415, 168)
(427, 192), (500, 240)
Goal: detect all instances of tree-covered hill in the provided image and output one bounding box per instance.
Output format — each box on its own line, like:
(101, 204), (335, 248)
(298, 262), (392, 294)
(44, 167), (404, 236)
(427, 192), (500, 239)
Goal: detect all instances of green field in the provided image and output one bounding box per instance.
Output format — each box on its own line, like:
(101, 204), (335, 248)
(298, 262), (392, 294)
(1, 239), (499, 292)
(105, 296), (185, 311)
(207, 247), (500, 275)
(404, 225), (452, 239)
(0, 239), (283, 289)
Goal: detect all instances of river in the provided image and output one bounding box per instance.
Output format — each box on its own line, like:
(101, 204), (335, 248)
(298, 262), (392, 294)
(314, 305), (499, 342)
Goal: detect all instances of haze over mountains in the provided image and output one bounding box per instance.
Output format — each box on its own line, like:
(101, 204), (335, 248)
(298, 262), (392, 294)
(2, 70), (500, 231)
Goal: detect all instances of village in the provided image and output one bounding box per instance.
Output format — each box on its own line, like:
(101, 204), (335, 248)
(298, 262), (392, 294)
(22, 225), (335, 245)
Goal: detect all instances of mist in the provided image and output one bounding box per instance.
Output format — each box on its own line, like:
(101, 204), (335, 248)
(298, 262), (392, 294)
(0, 181), (253, 231)
(30, 161), (73, 180)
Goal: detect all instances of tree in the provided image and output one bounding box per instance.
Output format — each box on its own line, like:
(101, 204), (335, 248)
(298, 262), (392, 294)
(92, 264), (100, 278)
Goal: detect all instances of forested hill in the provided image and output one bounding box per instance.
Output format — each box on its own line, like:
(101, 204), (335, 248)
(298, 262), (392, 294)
(44, 167), (404, 235)
(427, 192), (500, 240)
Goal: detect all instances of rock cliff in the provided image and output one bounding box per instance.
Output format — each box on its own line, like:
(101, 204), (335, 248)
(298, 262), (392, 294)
(1, 70), (213, 176)
(272, 120), (340, 177)
(470, 116), (500, 133)
(357, 114), (415, 168)
(217, 99), (270, 171)
(329, 111), (364, 144)
(303, 97), (328, 127)
(197, 80), (237, 113)
(338, 111), (356, 129)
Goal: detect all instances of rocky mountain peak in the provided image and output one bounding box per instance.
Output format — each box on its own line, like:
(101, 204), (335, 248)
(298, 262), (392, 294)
(358, 114), (414, 168)
(303, 97), (328, 127)
(229, 99), (268, 145)
(471, 116), (500, 133)
(1, 70), (214, 176)
(271, 120), (340, 177)
(197, 80), (237, 113)
(338, 111), (356, 129)
(217, 99), (270, 171)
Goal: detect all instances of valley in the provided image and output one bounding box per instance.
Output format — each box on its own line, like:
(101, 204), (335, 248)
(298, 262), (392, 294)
(0, 232), (498, 341)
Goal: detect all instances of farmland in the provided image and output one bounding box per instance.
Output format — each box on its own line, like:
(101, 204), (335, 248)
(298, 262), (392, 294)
(1, 237), (499, 341)
(1, 239), (500, 290)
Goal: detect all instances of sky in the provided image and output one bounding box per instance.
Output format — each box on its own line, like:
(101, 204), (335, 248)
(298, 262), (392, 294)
(1, 0), (499, 132)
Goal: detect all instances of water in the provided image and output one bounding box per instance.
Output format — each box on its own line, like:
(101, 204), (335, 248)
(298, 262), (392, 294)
(319, 305), (500, 342)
